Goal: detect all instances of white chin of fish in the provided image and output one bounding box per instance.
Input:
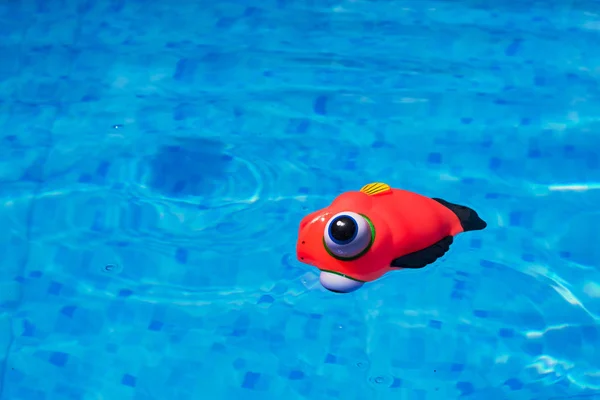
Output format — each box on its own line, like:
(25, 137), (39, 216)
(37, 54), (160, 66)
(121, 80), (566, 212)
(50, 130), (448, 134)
(319, 271), (364, 293)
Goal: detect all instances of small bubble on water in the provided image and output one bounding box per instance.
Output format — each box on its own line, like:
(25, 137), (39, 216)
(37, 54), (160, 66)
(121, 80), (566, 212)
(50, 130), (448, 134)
(113, 124), (123, 129)
(104, 264), (122, 273)
(374, 377), (384, 384)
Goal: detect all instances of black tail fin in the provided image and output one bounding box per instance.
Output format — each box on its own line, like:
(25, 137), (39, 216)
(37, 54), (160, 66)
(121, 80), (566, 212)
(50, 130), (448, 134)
(433, 198), (487, 232)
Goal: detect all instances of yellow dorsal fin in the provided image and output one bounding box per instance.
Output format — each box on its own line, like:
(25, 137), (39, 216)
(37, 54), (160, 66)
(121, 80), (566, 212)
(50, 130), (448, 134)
(360, 182), (391, 196)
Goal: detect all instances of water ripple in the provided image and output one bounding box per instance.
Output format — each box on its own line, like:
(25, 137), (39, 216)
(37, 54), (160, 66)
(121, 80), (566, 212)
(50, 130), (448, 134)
(2, 0), (600, 398)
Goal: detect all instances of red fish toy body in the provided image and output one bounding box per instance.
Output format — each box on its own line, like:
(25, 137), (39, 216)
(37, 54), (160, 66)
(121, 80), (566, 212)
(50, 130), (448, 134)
(296, 183), (487, 293)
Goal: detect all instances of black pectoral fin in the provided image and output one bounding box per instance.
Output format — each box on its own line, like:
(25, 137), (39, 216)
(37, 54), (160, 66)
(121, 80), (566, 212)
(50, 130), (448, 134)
(432, 198), (487, 232)
(391, 236), (453, 269)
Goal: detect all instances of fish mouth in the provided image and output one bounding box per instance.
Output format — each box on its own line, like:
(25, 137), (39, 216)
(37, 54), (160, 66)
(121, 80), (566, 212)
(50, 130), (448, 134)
(319, 271), (364, 293)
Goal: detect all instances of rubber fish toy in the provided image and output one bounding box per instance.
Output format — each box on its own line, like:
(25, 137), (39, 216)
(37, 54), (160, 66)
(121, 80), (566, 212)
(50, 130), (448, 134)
(296, 182), (487, 293)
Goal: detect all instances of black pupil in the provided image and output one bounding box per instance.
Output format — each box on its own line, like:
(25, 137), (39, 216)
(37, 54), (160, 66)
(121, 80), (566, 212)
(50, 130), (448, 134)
(330, 216), (357, 243)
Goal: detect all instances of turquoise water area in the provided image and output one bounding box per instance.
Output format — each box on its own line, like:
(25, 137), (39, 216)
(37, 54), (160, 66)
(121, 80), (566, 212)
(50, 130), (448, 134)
(1, 0), (600, 399)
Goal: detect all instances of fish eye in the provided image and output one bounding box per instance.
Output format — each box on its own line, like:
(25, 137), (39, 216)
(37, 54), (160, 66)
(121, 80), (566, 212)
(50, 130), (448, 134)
(323, 212), (374, 259)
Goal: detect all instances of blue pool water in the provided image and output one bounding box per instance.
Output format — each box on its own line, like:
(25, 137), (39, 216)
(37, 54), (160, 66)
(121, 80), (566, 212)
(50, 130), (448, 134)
(1, 0), (600, 399)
